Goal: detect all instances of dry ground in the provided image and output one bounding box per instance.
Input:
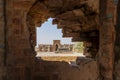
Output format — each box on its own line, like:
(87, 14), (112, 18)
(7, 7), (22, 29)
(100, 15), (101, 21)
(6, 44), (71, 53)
(41, 56), (78, 62)
(36, 52), (84, 62)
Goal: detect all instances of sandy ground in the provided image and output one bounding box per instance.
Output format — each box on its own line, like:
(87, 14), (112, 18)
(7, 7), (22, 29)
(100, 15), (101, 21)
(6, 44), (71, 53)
(36, 52), (84, 57)
(36, 52), (84, 62)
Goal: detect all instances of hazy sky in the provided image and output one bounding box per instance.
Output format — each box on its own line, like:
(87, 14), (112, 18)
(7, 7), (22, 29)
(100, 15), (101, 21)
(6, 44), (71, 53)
(36, 18), (74, 45)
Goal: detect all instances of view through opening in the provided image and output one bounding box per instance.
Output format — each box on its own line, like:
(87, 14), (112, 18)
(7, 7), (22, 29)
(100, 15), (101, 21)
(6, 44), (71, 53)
(35, 18), (84, 62)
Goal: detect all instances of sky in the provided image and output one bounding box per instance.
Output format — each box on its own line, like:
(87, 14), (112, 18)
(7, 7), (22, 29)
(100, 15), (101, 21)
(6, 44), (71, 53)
(36, 18), (74, 45)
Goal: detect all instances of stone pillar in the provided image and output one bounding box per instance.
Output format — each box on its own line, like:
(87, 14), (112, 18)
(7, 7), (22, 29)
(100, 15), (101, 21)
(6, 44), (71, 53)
(5, 0), (37, 80)
(115, 0), (120, 80)
(98, 0), (115, 80)
(0, 0), (6, 80)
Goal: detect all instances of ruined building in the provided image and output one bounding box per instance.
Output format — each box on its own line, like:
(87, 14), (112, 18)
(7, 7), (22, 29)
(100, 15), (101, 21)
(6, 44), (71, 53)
(36, 40), (73, 52)
(0, 0), (120, 80)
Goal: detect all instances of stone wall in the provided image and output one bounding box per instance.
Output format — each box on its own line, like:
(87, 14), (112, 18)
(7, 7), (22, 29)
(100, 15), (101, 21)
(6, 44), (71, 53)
(5, 0), (37, 80)
(115, 0), (120, 80)
(83, 41), (99, 58)
(99, 0), (115, 79)
(3, 0), (100, 79)
(37, 44), (73, 52)
(0, 0), (119, 80)
(0, 0), (6, 80)
(41, 58), (99, 80)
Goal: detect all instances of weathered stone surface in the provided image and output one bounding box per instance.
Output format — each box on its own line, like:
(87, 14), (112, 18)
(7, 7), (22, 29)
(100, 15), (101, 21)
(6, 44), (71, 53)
(42, 58), (99, 80)
(0, 67), (6, 80)
(63, 32), (80, 37)
(44, 0), (63, 8)
(115, 1), (120, 80)
(73, 9), (84, 16)
(115, 60), (120, 80)
(98, 0), (115, 80)
(0, 1), (6, 80)
(0, 0), (118, 80)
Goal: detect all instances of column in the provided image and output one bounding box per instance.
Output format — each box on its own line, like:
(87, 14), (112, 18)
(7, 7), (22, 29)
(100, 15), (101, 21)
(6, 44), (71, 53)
(98, 0), (115, 80)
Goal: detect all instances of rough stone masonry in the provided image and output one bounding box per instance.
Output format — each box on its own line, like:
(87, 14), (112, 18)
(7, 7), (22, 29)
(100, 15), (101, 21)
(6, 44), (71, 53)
(0, 0), (120, 80)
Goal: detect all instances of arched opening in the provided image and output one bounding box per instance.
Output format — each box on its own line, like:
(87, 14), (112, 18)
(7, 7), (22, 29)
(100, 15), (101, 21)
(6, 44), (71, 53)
(55, 44), (58, 51)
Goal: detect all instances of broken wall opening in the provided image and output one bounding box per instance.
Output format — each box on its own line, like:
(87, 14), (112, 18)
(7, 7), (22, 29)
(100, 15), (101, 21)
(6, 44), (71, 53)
(27, 0), (100, 60)
(25, 0), (100, 80)
(35, 18), (85, 63)
(2, 0), (118, 80)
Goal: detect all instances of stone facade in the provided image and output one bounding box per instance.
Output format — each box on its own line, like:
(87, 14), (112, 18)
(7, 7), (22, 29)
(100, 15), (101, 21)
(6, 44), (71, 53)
(36, 40), (73, 53)
(0, 0), (119, 80)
